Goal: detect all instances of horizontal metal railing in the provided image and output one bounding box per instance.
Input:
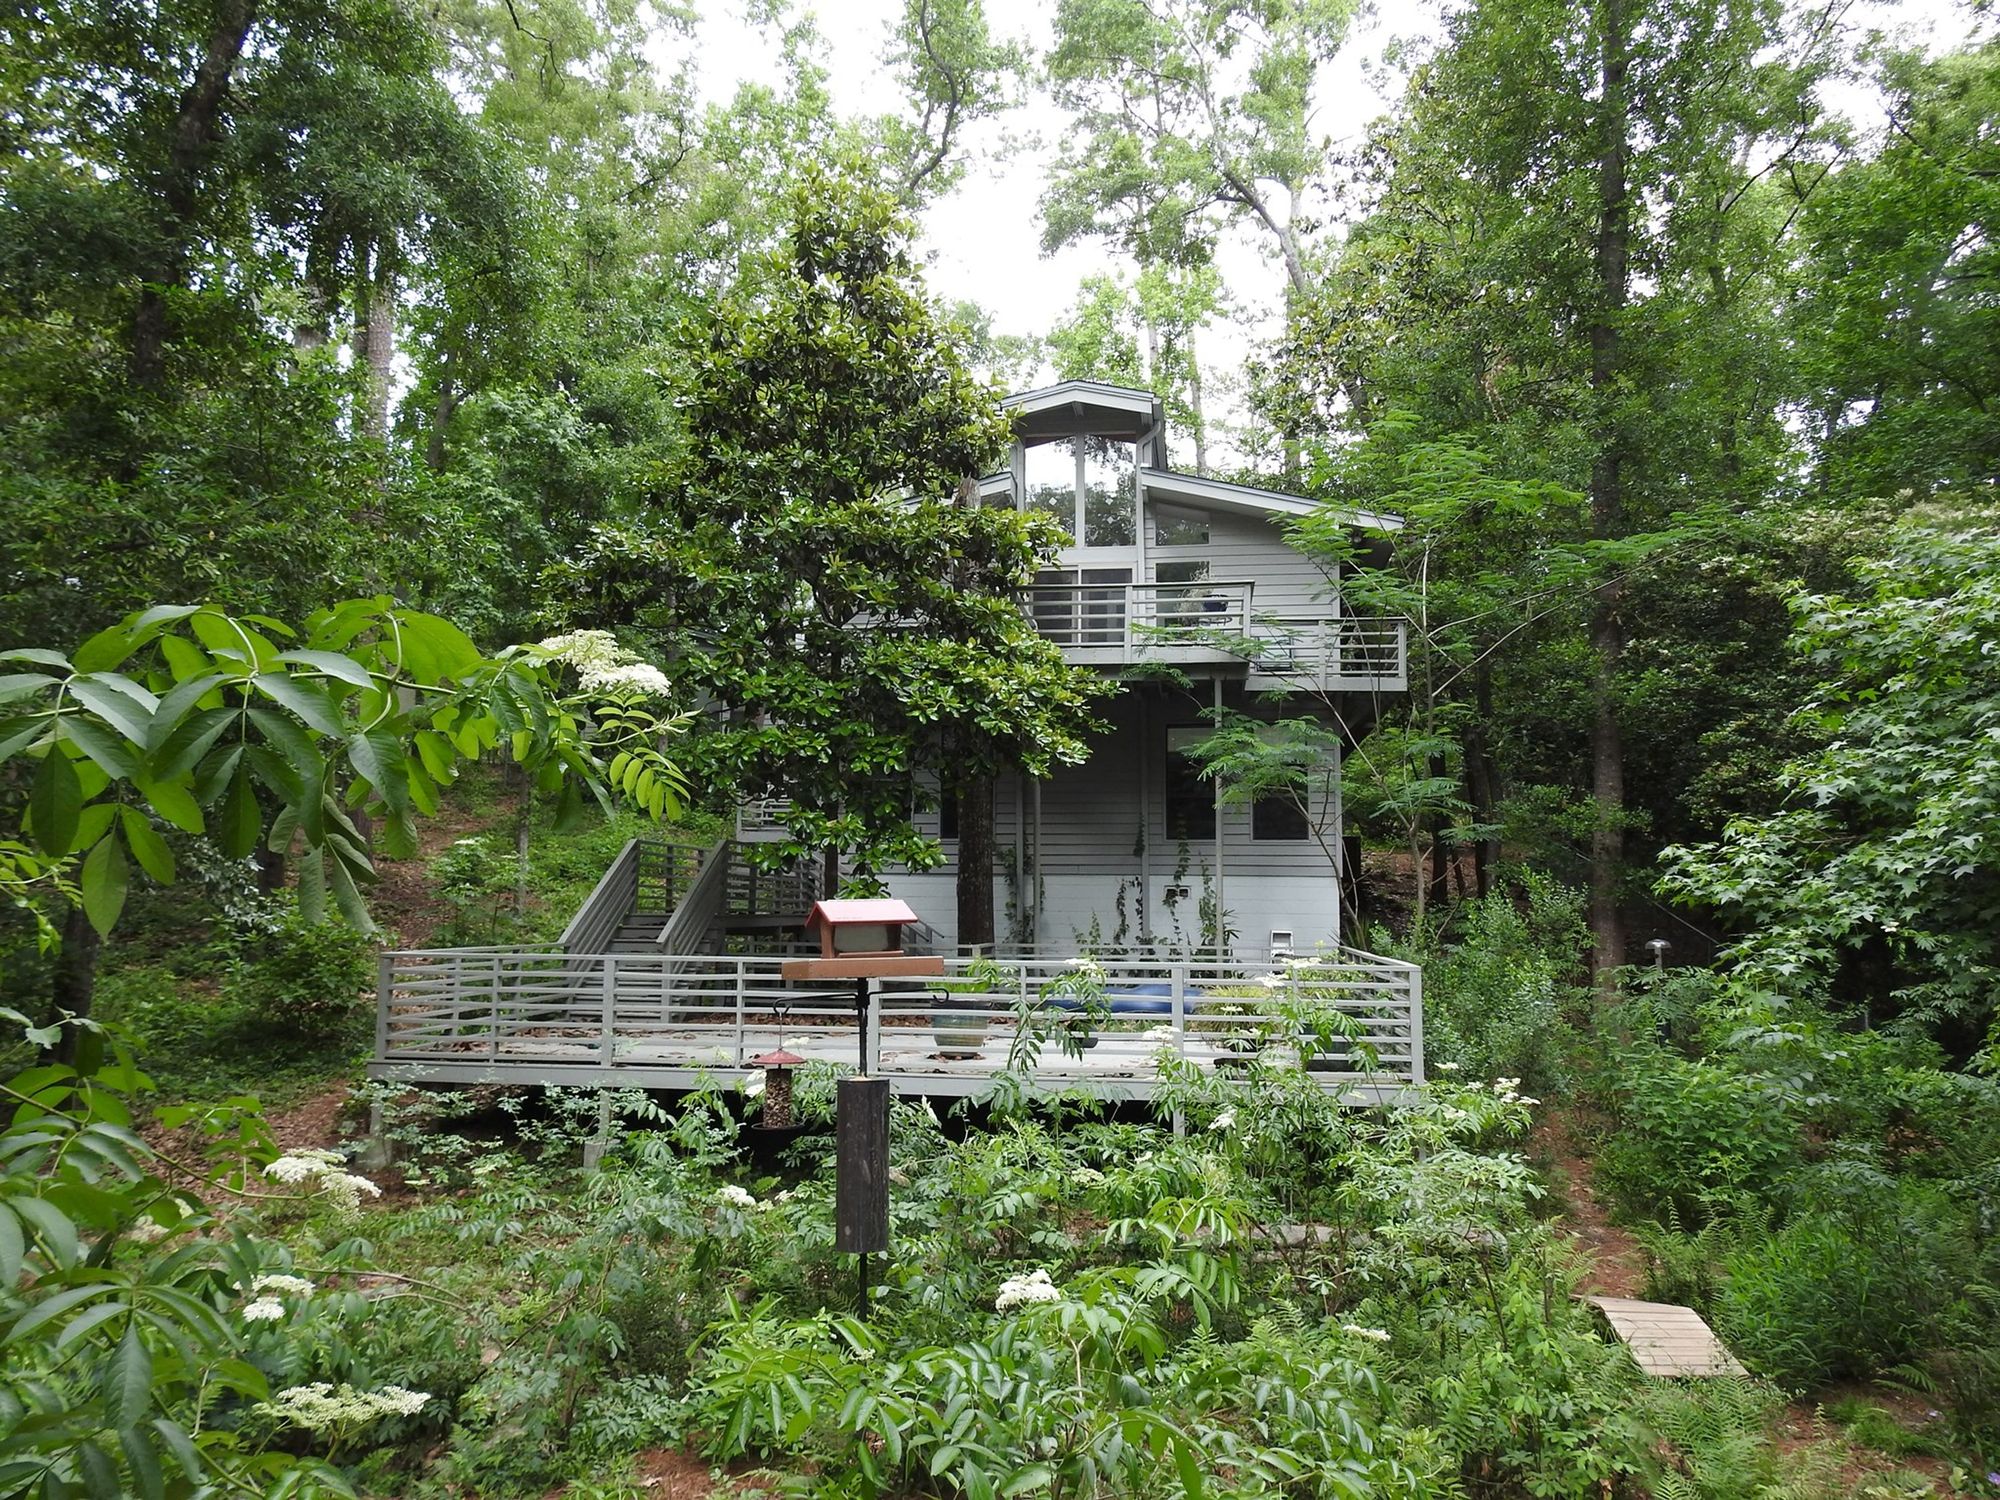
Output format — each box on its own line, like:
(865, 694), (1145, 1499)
(1246, 616), (1407, 690)
(373, 950), (1422, 1095)
(1025, 582), (1255, 650)
(1021, 583), (1406, 689)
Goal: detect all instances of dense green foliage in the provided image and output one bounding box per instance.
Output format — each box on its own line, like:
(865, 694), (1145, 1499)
(6, 0), (2000, 1493)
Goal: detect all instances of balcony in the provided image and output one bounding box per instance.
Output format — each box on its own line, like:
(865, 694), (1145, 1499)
(1022, 582), (1406, 693)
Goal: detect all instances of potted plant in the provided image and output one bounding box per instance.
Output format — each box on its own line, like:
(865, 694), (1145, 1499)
(931, 957), (1011, 1058)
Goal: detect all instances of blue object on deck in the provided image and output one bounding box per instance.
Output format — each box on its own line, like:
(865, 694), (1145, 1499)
(1047, 981), (1208, 1016)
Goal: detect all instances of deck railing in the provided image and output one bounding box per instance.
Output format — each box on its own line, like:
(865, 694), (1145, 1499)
(1021, 583), (1405, 690)
(1025, 581), (1254, 649)
(373, 949), (1422, 1099)
(1246, 616), (1408, 691)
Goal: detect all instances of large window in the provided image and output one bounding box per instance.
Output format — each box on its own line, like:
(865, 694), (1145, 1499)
(1022, 436), (1137, 547)
(1164, 727), (1215, 841)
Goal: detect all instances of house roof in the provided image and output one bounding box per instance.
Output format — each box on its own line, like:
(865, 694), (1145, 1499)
(1140, 468), (1405, 533)
(1003, 380), (1161, 443)
(805, 898), (920, 931)
(991, 380), (1404, 533)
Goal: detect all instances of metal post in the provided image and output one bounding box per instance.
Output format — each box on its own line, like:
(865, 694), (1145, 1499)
(1211, 674), (1225, 959)
(1408, 966), (1425, 1086)
(854, 975), (872, 1076)
(600, 955), (616, 1068)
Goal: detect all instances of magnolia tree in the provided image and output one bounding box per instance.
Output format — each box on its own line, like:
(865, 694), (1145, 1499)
(556, 170), (1106, 940)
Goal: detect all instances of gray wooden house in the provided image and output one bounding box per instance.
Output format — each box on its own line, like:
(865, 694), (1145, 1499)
(873, 380), (1406, 961)
(373, 381), (1420, 1106)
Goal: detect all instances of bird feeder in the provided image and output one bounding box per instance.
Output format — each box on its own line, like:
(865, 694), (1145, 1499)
(751, 1045), (805, 1129)
(781, 899), (944, 982)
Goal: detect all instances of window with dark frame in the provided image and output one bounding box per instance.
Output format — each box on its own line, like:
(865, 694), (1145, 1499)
(1252, 793), (1310, 842)
(1164, 727), (1215, 841)
(939, 787), (959, 842)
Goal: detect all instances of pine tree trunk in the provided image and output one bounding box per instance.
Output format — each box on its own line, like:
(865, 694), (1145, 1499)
(1187, 328), (1209, 476)
(359, 258), (396, 444)
(1588, 0), (1632, 985)
(1468, 662), (1500, 898)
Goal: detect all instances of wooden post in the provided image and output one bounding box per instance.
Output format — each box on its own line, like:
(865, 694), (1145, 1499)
(835, 1075), (891, 1311)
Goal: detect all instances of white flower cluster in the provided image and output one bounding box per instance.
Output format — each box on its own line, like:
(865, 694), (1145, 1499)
(1209, 1109), (1236, 1132)
(716, 1184), (758, 1210)
(1341, 1324), (1391, 1343)
(1258, 972), (1286, 989)
(238, 1272), (315, 1323)
(1143, 1024), (1176, 1042)
(1491, 1077), (1540, 1106)
(537, 629), (671, 700)
(264, 1382), (431, 1430)
(265, 1149), (382, 1217)
(994, 1269), (1060, 1311)
(1067, 1166), (1106, 1187)
(251, 1273), (316, 1298)
(1068, 956), (1107, 984)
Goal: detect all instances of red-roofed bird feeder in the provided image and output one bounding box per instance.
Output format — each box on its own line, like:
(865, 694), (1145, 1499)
(751, 1044), (806, 1128)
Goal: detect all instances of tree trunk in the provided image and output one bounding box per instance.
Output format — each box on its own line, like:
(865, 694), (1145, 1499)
(356, 253), (397, 445)
(1187, 328), (1209, 476)
(954, 771), (996, 953)
(427, 350), (460, 471)
(1467, 662), (1500, 899)
(47, 905), (102, 1061)
(131, 0), (259, 387)
(1426, 749), (1452, 913)
(1588, 0), (1632, 985)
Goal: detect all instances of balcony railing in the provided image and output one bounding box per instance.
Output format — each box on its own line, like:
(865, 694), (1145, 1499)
(1026, 581), (1253, 648)
(1022, 583), (1405, 690)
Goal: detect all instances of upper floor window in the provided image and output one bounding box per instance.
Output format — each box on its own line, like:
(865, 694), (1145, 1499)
(1023, 436), (1137, 548)
(1155, 504), (1209, 546)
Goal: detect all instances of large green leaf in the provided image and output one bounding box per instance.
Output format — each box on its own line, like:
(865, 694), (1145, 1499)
(112, 1321), (153, 1429)
(132, 776), (203, 835)
(69, 674), (160, 744)
(28, 747), (82, 854)
(216, 765), (262, 859)
(119, 809), (175, 884)
(252, 673), (344, 737)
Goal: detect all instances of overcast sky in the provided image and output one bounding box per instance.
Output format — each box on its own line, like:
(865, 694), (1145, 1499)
(679, 0), (1983, 455)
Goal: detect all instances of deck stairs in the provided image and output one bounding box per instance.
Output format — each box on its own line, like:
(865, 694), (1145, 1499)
(558, 836), (831, 957)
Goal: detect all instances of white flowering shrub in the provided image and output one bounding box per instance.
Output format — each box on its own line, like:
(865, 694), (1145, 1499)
(266, 1148), (382, 1217)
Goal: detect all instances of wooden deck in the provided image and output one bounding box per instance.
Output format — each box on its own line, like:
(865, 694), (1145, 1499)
(371, 950), (1425, 1104)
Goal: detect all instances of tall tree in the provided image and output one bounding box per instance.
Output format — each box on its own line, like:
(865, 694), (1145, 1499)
(554, 171), (1107, 913)
(1273, 0), (1845, 975)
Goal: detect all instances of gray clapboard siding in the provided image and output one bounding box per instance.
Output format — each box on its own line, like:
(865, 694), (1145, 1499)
(1144, 504), (1335, 615)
